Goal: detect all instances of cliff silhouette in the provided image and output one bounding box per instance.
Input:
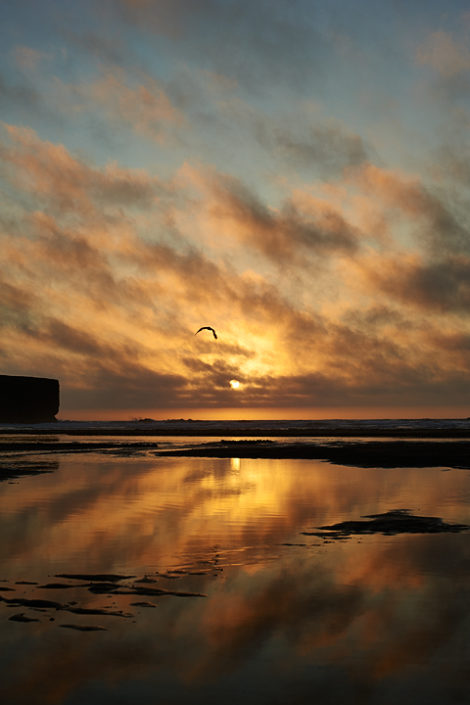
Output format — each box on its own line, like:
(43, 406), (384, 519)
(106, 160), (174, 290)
(0, 375), (59, 422)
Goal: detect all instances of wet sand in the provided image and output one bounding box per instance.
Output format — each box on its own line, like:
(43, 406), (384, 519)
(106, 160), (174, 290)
(1, 438), (470, 468)
(155, 439), (470, 468)
(1, 428), (470, 469)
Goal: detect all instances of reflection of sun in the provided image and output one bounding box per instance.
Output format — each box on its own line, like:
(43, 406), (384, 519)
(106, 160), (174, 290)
(229, 379), (240, 389)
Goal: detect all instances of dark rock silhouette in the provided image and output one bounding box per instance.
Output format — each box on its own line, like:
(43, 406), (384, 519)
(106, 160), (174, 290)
(0, 375), (59, 422)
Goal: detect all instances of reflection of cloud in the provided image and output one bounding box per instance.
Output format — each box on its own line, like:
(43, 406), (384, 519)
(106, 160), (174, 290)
(2, 454), (470, 702)
(199, 567), (363, 668)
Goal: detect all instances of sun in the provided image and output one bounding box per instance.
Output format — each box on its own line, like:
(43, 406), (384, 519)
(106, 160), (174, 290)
(229, 379), (241, 390)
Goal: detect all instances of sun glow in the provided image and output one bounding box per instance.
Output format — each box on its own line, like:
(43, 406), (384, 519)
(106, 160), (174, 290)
(229, 379), (241, 389)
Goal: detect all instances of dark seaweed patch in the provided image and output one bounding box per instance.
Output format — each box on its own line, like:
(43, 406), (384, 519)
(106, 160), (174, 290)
(66, 606), (132, 618)
(302, 510), (470, 538)
(56, 573), (135, 582)
(9, 613), (40, 623)
(39, 583), (87, 589)
(1, 596), (63, 610)
(111, 586), (206, 598)
(281, 543), (307, 547)
(60, 624), (107, 632)
(2, 568), (210, 631)
(0, 461), (56, 482)
(86, 582), (122, 594)
(134, 576), (158, 584)
(0, 594), (132, 618)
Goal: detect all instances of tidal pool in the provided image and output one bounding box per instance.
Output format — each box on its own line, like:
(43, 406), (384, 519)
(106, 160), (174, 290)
(1, 447), (469, 704)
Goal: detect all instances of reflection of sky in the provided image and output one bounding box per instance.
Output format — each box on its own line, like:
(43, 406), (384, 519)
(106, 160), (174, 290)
(1, 452), (470, 703)
(3, 453), (470, 571)
(1, 1), (470, 418)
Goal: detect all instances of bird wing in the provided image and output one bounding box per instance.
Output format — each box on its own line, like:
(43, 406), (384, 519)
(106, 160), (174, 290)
(195, 326), (218, 339)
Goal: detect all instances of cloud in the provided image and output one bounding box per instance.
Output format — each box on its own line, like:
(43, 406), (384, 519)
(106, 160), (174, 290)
(2, 123), (470, 413)
(182, 164), (358, 266)
(12, 45), (49, 72)
(414, 26), (470, 109)
(431, 143), (470, 190)
(0, 123), (164, 216)
(0, 72), (42, 112)
(65, 364), (188, 410)
(0, 279), (36, 334)
(362, 252), (470, 314)
(117, 0), (330, 94)
(273, 122), (371, 177)
(64, 68), (185, 144)
(60, 29), (130, 67)
(416, 30), (470, 77)
(425, 330), (470, 374)
(354, 164), (470, 255)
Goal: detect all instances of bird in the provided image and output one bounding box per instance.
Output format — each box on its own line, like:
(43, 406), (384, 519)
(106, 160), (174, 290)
(195, 326), (218, 339)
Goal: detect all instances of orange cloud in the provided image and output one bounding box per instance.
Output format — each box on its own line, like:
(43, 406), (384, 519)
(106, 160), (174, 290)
(1, 124), (163, 216)
(180, 163), (358, 267)
(2, 126), (470, 413)
(61, 67), (185, 143)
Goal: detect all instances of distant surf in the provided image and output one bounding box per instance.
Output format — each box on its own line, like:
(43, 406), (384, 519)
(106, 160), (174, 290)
(0, 418), (469, 437)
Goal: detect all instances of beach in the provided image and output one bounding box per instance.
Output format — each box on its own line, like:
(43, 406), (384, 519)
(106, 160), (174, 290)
(2, 418), (470, 468)
(1, 419), (469, 704)
(4, 0), (470, 701)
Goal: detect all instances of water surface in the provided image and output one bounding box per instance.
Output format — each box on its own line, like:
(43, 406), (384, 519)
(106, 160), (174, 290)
(1, 443), (469, 704)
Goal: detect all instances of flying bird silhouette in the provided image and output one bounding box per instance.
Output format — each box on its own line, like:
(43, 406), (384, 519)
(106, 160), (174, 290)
(195, 326), (218, 339)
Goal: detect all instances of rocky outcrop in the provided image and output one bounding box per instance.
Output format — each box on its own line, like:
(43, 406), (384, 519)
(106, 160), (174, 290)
(0, 376), (59, 422)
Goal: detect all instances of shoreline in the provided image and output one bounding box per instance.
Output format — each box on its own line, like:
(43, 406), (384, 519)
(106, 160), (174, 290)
(155, 439), (470, 468)
(1, 436), (469, 469)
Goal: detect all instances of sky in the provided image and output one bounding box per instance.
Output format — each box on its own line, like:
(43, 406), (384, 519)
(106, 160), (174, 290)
(1, 0), (470, 420)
